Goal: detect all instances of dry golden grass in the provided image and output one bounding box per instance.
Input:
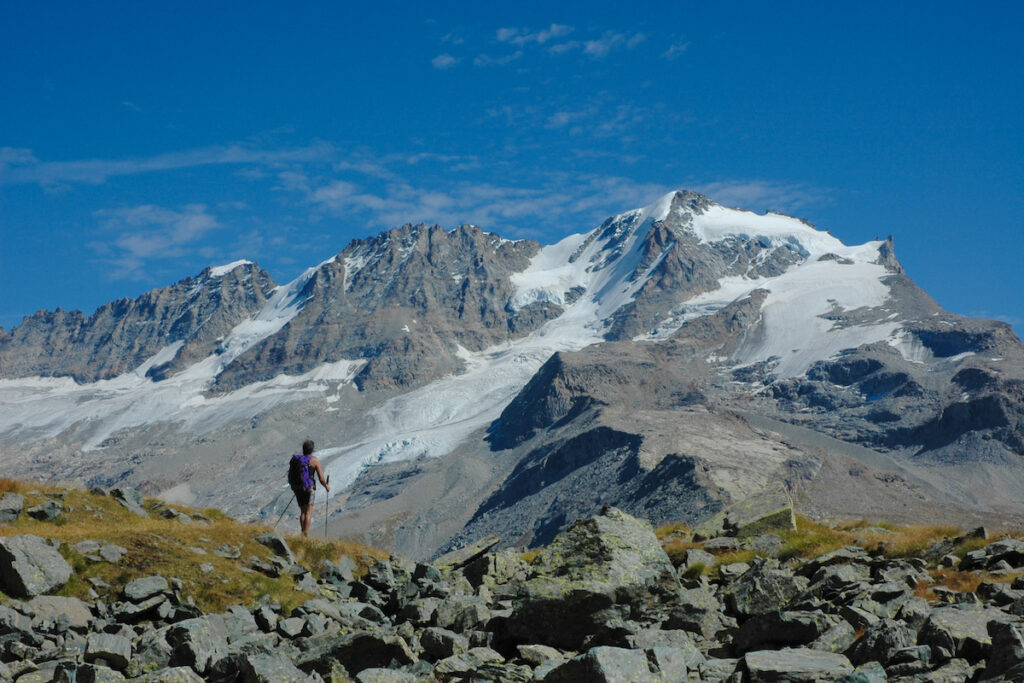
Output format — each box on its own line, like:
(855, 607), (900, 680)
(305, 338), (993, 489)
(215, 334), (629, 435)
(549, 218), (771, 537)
(0, 484), (387, 614)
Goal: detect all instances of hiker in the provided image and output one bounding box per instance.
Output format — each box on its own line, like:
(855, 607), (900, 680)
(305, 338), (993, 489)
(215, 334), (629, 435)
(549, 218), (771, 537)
(288, 439), (330, 536)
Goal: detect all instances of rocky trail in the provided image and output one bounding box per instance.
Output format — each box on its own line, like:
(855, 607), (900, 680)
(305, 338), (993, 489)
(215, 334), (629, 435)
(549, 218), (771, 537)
(2, 484), (1024, 681)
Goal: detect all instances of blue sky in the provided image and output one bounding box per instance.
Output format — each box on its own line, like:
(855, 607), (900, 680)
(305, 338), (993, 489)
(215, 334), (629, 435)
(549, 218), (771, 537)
(2, 2), (1022, 334)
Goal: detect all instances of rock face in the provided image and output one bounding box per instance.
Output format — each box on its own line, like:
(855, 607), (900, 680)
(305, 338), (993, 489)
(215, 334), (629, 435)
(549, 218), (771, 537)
(2, 189), (1024, 555)
(0, 261), (276, 382)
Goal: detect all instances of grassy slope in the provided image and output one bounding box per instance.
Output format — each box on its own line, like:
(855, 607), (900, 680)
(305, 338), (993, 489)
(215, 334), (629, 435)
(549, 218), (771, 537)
(0, 479), (387, 614)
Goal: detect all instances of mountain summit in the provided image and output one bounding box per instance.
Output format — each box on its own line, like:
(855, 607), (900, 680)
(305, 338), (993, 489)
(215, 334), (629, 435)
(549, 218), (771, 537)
(2, 190), (1022, 557)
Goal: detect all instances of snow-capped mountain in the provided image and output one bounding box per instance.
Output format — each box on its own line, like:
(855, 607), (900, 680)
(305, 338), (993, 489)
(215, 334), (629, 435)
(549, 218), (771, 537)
(2, 190), (1022, 557)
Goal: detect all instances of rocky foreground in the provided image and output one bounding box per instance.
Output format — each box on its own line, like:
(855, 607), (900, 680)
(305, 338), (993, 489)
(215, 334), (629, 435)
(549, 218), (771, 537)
(2, 489), (1024, 682)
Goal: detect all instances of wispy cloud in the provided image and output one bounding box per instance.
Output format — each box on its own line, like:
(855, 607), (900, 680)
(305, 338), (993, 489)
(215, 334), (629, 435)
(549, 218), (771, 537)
(431, 53), (459, 69)
(662, 40), (689, 60)
(0, 143), (335, 187)
(496, 24), (573, 46)
(474, 51), (524, 67)
(583, 31), (646, 57)
(694, 180), (828, 213)
(91, 204), (222, 280)
(293, 171), (676, 240)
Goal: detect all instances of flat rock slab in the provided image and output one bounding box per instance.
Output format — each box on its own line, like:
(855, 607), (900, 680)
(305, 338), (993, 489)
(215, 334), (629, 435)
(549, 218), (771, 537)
(695, 484), (796, 539)
(744, 648), (854, 682)
(544, 646), (654, 682)
(0, 534), (73, 597)
(124, 575), (169, 602)
(86, 632), (133, 670)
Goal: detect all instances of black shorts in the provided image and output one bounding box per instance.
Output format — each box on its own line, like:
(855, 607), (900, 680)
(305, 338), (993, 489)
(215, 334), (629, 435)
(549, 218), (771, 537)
(293, 487), (314, 508)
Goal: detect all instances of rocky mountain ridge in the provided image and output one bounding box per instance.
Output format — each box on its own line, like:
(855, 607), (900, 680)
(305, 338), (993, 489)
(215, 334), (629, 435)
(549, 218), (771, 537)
(1, 189), (1023, 558)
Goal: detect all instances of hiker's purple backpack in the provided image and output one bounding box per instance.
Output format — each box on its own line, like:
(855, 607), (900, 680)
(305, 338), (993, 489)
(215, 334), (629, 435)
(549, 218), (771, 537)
(288, 454), (315, 492)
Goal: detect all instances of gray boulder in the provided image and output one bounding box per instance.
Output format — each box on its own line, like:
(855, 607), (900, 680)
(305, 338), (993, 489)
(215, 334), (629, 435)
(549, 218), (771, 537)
(845, 618), (916, 666)
(0, 492), (25, 522)
(723, 559), (808, 618)
(134, 667), (205, 682)
(355, 669), (419, 682)
(75, 663), (130, 682)
(27, 595), (93, 632)
(507, 507), (676, 649)
(980, 620), (1024, 682)
(296, 630), (417, 678)
(542, 646), (654, 682)
(255, 533), (296, 565)
(433, 646), (504, 676)
(419, 626), (470, 660)
(110, 487), (148, 517)
(166, 616), (229, 675)
(237, 652), (308, 683)
(26, 499), (64, 521)
(836, 662), (886, 683)
(0, 534), (73, 597)
(124, 575), (169, 602)
(918, 605), (1010, 662)
(85, 632), (133, 671)
(743, 648), (854, 682)
(735, 610), (840, 652)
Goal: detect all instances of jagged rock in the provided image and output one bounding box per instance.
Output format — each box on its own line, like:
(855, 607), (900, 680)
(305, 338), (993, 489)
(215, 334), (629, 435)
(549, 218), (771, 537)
(85, 632), (133, 670)
(836, 662), (886, 683)
(126, 628), (175, 678)
(110, 487), (148, 517)
(542, 646), (654, 682)
(27, 499), (64, 521)
(743, 648), (854, 682)
(0, 492), (25, 522)
(433, 646), (504, 676)
(663, 585), (724, 638)
(516, 643), (566, 667)
(0, 534), (73, 597)
(918, 605), (1010, 662)
(318, 556), (356, 584)
(683, 548), (716, 570)
(254, 533), (296, 565)
(626, 628), (705, 669)
(434, 535), (501, 572)
(236, 652), (308, 683)
(810, 620), (858, 654)
(74, 663), (129, 682)
(27, 595), (93, 632)
(166, 617), (229, 675)
(420, 626), (470, 660)
(124, 576), (169, 602)
(980, 621), (1024, 682)
(723, 560), (809, 618)
(735, 610), (840, 652)
(845, 617), (916, 666)
(133, 666), (205, 682)
(507, 507), (676, 650)
(296, 630), (417, 678)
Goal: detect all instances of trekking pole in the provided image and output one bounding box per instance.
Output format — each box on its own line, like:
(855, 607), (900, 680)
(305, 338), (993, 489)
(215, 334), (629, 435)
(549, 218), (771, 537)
(272, 494), (294, 531)
(323, 475), (330, 539)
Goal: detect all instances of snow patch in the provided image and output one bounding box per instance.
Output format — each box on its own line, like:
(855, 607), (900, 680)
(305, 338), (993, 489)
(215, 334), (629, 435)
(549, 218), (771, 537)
(208, 260), (253, 277)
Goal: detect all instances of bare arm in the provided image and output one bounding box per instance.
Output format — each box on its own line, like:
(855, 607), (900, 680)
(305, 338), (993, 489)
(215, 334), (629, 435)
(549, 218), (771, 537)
(311, 457), (330, 491)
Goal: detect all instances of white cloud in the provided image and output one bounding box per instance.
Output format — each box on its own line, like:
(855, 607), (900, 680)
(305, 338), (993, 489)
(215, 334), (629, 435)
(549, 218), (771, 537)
(496, 23), (573, 46)
(583, 31), (646, 57)
(662, 40), (689, 60)
(694, 180), (827, 212)
(474, 51), (523, 67)
(0, 143), (335, 187)
(431, 53), (459, 69)
(92, 204), (222, 280)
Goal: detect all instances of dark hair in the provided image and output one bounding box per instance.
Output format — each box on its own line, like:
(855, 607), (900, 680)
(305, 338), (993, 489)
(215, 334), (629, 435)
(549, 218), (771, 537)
(302, 439), (315, 455)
